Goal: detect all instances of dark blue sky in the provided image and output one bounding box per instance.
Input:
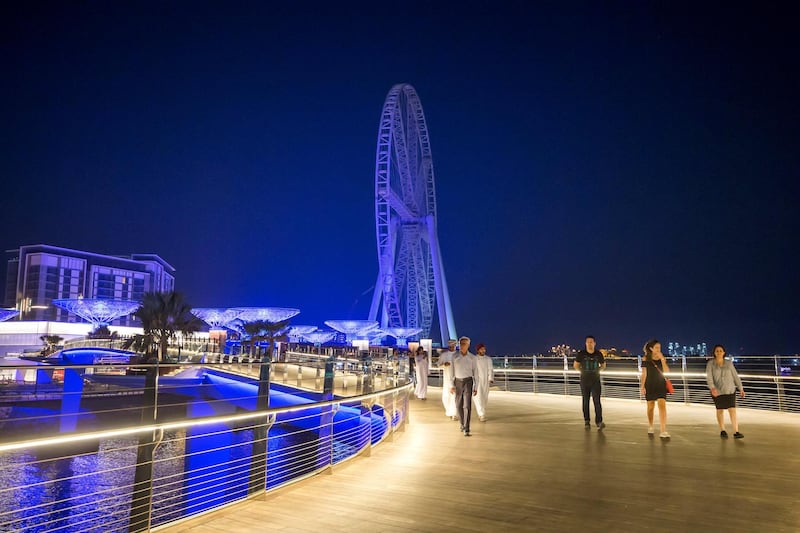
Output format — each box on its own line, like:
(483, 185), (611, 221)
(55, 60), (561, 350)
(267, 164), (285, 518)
(2, 2), (798, 354)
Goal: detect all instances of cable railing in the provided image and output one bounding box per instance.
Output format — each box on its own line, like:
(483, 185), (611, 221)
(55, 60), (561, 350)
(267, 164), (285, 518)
(426, 357), (800, 414)
(0, 357), (412, 533)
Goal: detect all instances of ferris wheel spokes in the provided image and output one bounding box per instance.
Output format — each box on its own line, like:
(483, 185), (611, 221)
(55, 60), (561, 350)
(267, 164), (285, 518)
(369, 84), (457, 343)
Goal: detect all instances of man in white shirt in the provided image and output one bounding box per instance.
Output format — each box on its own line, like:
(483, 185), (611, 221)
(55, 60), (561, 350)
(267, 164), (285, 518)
(450, 336), (478, 436)
(414, 347), (429, 400)
(474, 343), (494, 422)
(438, 339), (458, 419)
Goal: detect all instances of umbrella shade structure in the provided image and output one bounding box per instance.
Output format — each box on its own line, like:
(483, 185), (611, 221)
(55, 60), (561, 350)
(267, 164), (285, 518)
(233, 307), (300, 324)
(324, 320), (379, 342)
(383, 327), (423, 347)
(0, 309), (19, 322)
(287, 325), (318, 341)
(51, 299), (140, 328)
(191, 308), (244, 329)
(302, 331), (336, 345)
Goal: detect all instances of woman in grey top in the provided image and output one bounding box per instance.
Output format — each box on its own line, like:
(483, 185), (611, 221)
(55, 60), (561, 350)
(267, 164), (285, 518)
(706, 344), (745, 438)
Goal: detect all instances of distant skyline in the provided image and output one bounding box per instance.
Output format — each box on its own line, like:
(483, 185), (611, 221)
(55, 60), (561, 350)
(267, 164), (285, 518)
(2, 2), (798, 354)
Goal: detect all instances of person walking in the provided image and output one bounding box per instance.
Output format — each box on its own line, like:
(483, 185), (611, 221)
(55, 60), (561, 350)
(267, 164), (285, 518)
(573, 335), (606, 430)
(408, 348), (416, 385)
(414, 346), (429, 400)
(706, 344), (745, 438)
(450, 336), (478, 436)
(438, 339), (458, 419)
(473, 343), (494, 421)
(640, 339), (670, 439)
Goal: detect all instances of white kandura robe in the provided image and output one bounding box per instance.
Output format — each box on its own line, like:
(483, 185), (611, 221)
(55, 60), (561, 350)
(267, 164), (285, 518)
(474, 354), (495, 417)
(414, 354), (429, 399)
(438, 351), (457, 417)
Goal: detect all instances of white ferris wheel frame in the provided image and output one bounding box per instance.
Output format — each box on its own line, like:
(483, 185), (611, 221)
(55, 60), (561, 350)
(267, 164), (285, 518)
(368, 84), (457, 343)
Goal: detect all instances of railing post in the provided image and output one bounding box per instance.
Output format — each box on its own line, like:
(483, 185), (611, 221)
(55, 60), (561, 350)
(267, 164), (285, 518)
(362, 353), (374, 395)
(360, 396), (374, 457)
(317, 356), (336, 473)
(681, 354), (689, 404)
(397, 387), (407, 433)
(248, 358), (271, 496)
(776, 377), (785, 412)
(128, 357), (159, 533)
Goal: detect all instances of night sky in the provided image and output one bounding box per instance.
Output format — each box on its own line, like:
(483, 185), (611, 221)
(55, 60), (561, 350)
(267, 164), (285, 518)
(2, 2), (798, 355)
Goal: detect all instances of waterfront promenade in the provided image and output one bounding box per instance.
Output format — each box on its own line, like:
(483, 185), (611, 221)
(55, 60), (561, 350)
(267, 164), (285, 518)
(161, 388), (800, 533)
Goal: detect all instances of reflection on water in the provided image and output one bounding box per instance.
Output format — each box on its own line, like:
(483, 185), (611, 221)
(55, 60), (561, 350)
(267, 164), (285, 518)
(0, 426), (318, 533)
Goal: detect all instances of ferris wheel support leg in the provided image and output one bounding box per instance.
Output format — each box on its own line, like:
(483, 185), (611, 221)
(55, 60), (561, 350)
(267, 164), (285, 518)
(426, 216), (457, 342)
(368, 271), (383, 323)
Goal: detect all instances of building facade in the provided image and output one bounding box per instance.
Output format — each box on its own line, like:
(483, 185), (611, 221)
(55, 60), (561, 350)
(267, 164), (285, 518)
(4, 244), (175, 325)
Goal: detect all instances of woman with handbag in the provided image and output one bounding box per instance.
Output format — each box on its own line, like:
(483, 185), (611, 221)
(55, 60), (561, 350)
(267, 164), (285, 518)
(706, 344), (745, 438)
(640, 339), (671, 439)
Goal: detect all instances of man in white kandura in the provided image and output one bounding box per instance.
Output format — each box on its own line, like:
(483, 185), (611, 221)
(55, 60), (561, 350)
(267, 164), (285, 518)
(473, 343), (494, 422)
(414, 346), (429, 400)
(438, 339), (458, 419)
(450, 336), (479, 436)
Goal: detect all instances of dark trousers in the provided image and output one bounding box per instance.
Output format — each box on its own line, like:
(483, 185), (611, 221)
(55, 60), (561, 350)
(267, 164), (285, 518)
(455, 377), (474, 431)
(581, 378), (603, 424)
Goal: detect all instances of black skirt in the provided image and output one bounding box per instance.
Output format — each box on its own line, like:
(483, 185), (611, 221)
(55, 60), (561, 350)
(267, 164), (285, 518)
(712, 393), (736, 409)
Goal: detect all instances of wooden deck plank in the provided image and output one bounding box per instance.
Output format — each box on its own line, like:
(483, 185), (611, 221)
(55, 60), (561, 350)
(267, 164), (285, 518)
(159, 388), (800, 532)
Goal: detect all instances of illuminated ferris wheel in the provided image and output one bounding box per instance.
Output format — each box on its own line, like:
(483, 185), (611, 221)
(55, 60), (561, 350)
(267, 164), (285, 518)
(368, 83), (457, 342)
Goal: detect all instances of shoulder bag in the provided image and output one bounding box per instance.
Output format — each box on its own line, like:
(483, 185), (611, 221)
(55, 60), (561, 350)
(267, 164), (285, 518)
(653, 360), (674, 394)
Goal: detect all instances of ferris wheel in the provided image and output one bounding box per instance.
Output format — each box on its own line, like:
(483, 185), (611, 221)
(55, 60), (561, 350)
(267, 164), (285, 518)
(368, 84), (457, 343)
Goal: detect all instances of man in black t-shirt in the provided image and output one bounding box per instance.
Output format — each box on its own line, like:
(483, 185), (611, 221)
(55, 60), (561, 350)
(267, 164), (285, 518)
(573, 335), (606, 430)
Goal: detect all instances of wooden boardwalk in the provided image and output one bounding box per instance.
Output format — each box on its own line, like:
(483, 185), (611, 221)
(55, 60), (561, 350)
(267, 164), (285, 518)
(160, 388), (800, 532)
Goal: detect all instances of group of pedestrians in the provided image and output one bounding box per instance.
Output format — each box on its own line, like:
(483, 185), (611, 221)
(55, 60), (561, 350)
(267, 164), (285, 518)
(413, 336), (494, 437)
(414, 334), (746, 440)
(575, 336), (746, 440)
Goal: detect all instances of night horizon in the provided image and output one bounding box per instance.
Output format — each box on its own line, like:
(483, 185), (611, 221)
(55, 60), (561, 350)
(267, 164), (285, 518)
(2, 2), (798, 355)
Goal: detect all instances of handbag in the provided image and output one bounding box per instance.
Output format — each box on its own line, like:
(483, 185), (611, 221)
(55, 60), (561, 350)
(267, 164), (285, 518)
(653, 360), (674, 395)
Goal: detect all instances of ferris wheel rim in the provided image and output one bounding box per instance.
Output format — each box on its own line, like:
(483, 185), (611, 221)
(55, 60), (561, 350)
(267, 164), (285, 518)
(373, 84), (439, 333)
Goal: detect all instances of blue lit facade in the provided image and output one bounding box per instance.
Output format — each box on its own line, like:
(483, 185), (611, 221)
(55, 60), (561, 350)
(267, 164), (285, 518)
(4, 244), (175, 325)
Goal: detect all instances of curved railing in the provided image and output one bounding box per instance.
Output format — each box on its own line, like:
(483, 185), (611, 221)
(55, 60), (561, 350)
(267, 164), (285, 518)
(0, 359), (412, 533)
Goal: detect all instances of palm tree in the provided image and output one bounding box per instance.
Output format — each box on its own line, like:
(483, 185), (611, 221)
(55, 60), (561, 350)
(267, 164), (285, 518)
(241, 319), (291, 361)
(242, 321), (266, 359)
(238, 317), (290, 496)
(125, 291), (202, 533)
(129, 291), (203, 362)
(39, 334), (64, 355)
(88, 325), (112, 339)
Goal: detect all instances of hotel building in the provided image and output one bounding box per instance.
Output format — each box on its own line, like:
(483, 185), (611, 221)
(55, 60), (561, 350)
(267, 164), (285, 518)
(4, 244), (175, 325)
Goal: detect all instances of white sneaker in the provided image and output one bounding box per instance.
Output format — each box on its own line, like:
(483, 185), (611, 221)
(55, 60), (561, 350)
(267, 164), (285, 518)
(479, 415), (486, 422)
(660, 431), (670, 439)
(647, 426), (655, 435)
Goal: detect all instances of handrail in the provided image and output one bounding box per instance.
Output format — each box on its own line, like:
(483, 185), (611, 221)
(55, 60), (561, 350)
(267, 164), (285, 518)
(0, 381), (412, 453)
(489, 368), (800, 381)
(423, 367), (800, 414)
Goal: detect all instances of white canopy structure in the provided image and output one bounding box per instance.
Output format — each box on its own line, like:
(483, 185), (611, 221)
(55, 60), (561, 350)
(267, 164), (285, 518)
(51, 299), (140, 328)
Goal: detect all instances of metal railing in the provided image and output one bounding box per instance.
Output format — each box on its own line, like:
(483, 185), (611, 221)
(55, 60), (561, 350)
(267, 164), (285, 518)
(427, 364), (800, 414)
(0, 357), (412, 533)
